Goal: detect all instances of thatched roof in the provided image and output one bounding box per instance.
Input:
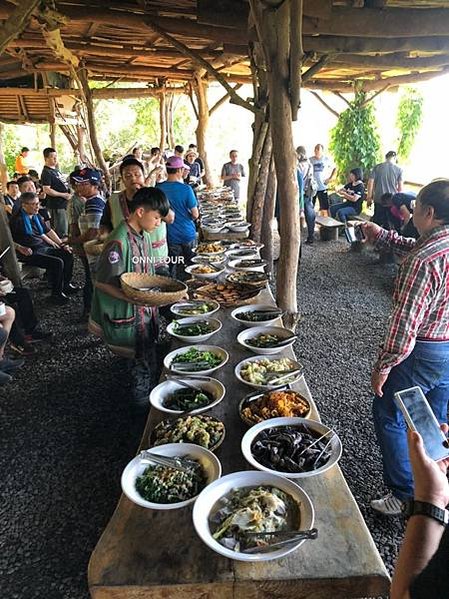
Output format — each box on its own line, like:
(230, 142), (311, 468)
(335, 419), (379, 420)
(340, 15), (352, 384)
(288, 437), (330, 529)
(0, 0), (448, 120)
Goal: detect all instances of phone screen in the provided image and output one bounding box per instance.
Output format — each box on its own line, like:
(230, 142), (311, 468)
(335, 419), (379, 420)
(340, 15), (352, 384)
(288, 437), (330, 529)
(394, 386), (449, 462)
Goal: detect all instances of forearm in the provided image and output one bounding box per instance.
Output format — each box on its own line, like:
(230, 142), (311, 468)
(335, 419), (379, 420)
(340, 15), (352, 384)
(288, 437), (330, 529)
(46, 229), (63, 245)
(375, 228), (416, 255)
(44, 187), (66, 198)
(391, 517), (444, 599)
(95, 281), (132, 303)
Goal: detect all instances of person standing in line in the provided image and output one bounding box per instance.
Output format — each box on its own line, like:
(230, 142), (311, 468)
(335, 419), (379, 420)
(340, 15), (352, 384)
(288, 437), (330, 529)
(221, 150), (245, 201)
(188, 143), (205, 181)
(40, 147), (71, 238)
(156, 156), (198, 280)
(361, 179), (449, 516)
(309, 144), (336, 216)
(367, 150), (403, 228)
(14, 147), (31, 176)
(296, 146), (316, 245)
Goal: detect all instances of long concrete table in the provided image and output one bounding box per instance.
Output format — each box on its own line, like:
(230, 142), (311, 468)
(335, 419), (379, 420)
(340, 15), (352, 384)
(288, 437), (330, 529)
(88, 288), (390, 599)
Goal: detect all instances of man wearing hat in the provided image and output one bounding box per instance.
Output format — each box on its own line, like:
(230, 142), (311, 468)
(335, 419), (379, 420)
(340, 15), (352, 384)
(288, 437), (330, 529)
(68, 167), (105, 317)
(156, 156), (199, 279)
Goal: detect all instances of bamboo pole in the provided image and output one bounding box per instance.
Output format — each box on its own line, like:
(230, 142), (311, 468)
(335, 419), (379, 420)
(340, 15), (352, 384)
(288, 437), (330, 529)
(78, 67), (111, 188)
(193, 71), (212, 187)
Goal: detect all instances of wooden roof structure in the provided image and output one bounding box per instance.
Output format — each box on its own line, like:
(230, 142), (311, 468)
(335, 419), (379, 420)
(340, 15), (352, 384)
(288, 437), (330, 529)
(1, 0), (449, 102)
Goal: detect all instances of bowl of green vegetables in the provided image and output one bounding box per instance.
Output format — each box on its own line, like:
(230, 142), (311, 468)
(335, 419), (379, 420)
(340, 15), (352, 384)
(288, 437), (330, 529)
(150, 376), (226, 415)
(167, 317), (222, 343)
(121, 443), (222, 510)
(164, 345), (229, 375)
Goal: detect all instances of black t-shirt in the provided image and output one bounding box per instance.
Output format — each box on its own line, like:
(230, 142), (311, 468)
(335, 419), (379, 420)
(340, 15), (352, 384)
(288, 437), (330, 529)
(40, 166), (69, 209)
(195, 157), (204, 172)
(410, 526), (449, 598)
(392, 192), (416, 212)
(344, 182), (365, 213)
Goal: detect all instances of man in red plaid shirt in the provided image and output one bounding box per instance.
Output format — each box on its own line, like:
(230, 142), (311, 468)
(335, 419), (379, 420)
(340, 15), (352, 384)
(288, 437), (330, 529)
(362, 179), (449, 516)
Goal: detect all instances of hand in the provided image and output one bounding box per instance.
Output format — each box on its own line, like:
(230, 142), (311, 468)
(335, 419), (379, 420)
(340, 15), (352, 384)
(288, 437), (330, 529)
(62, 244), (72, 253)
(366, 197), (373, 208)
(324, 178), (330, 185)
(361, 222), (382, 245)
(64, 192), (72, 201)
(371, 369), (388, 397)
(16, 245), (32, 256)
(409, 425), (449, 510)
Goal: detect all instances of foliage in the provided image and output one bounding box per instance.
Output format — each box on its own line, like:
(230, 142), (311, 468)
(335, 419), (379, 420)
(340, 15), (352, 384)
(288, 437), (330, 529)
(329, 91), (381, 182)
(396, 87), (424, 163)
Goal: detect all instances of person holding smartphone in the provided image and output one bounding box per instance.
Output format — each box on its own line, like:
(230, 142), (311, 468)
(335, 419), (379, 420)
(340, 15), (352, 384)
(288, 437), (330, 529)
(391, 426), (449, 598)
(361, 179), (449, 516)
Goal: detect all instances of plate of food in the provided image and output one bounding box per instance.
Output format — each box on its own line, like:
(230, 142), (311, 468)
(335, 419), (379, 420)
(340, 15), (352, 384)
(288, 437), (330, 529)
(226, 271), (268, 288)
(185, 264), (225, 280)
(227, 258), (268, 271)
(194, 242), (226, 256)
(231, 305), (283, 327)
(235, 355), (304, 390)
(228, 222), (251, 233)
(121, 443), (221, 510)
(239, 389), (311, 426)
(191, 254), (227, 266)
(230, 241), (264, 250)
(241, 418), (342, 479)
(171, 299), (220, 317)
(150, 414), (226, 451)
(164, 345), (229, 375)
(226, 248), (259, 260)
(150, 376), (225, 415)
(167, 317), (222, 343)
(237, 326), (296, 355)
(193, 470), (315, 561)
(194, 283), (262, 307)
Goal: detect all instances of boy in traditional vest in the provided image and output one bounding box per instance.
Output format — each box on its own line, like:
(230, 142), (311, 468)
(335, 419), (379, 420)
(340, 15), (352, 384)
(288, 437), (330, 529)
(89, 187), (171, 413)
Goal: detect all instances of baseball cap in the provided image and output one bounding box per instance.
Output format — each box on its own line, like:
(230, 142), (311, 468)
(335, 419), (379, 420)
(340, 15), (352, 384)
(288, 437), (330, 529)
(166, 156), (190, 170)
(70, 167), (101, 184)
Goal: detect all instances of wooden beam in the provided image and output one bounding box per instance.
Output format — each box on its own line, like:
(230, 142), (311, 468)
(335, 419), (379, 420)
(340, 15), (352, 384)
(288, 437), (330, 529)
(302, 54), (333, 82)
(303, 7), (449, 38)
(143, 19), (258, 113)
(18, 95), (29, 120)
(0, 0), (41, 56)
(361, 67), (449, 91)
(289, 0), (304, 121)
(209, 83), (242, 115)
(302, 35), (449, 55)
(310, 91), (340, 118)
(332, 53), (449, 70)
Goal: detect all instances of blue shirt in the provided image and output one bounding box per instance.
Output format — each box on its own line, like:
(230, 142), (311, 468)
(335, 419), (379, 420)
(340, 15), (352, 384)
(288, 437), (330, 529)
(156, 181), (197, 244)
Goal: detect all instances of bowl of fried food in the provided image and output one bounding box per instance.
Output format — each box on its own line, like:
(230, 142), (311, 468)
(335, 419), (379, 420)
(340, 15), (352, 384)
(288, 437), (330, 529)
(185, 264), (225, 280)
(239, 389), (311, 426)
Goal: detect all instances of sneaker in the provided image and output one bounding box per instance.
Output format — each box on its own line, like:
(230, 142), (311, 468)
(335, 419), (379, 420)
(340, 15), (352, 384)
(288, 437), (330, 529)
(305, 238), (314, 245)
(370, 493), (404, 516)
(9, 342), (36, 356)
(0, 357), (25, 373)
(0, 370), (12, 386)
(25, 329), (53, 343)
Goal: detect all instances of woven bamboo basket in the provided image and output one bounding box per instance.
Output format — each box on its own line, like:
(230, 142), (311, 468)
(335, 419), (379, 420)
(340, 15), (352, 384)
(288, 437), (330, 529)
(120, 273), (187, 306)
(83, 239), (105, 256)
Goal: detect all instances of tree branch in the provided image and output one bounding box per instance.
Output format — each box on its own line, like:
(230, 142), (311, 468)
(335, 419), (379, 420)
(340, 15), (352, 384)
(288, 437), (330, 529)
(209, 83), (242, 115)
(302, 54), (333, 82)
(310, 91), (340, 118)
(290, 0), (304, 120)
(144, 18), (258, 114)
(332, 91), (352, 107)
(360, 84), (390, 106)
(188, 82), (199, 119)
(0, 0), (41, 56)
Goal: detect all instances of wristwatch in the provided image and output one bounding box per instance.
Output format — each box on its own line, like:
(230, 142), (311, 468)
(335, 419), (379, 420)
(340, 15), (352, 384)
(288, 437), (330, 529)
(402, 500), (449, 526)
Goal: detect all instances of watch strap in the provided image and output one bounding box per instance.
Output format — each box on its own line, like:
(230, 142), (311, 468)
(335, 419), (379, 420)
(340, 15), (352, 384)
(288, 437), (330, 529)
(403, 500), (449, 526)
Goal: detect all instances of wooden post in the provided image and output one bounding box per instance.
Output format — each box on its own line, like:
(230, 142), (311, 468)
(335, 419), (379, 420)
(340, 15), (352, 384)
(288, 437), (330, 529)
(0, 205), (22, 287)
(250, 129), (272, 242)
(78, 67), (111, 188)
(260, 156), (277, 275)
(166, 92), (175, 149)
(250, 0), (301, 329)
(50, 123), (56, 149)
(0, 123), (8, 193)
(159, 92), (167, 150)
(193, 70), (212, 187)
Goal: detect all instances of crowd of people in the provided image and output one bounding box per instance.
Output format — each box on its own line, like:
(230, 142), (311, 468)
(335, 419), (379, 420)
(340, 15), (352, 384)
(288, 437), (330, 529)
(2, 137), (449, 596)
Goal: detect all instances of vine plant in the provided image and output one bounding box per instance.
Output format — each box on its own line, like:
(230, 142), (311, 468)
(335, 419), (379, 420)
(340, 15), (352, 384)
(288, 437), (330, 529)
(396, 87), (424, 163)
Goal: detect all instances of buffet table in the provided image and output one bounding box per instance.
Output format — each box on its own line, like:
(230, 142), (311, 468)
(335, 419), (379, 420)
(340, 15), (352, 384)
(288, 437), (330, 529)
(88, 286), (390, 599)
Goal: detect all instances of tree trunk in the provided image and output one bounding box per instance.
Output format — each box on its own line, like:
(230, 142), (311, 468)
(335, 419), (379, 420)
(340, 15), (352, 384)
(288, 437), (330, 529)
(260, 156), (277, 275)
(50, 123), (57, 149)
(76, 125), (89, 165)
(159, 92), (167, 150)
(0, 205), (22, 287)
(166, 93), (175, 149)
(246, 118), (269, 221)
(251, 0), (301, 329)
(193, 71), (213, 187)
(250, 129), (272, 242)
(78, 69), (111, 188)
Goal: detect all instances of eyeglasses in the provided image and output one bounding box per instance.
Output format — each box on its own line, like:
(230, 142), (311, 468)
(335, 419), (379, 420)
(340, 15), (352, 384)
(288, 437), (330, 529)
(24, 202), (39, 207)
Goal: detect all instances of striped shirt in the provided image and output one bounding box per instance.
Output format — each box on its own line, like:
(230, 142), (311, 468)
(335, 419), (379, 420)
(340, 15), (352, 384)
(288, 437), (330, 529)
(374, 225), (449, 374)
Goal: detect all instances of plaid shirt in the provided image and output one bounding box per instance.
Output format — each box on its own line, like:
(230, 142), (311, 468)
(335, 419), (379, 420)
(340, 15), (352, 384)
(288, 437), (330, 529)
(374, 225), (449, 374)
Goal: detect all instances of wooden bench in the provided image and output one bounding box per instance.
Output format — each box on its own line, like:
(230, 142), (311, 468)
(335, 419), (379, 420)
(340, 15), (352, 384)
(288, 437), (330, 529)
(315, 215), (344, 241)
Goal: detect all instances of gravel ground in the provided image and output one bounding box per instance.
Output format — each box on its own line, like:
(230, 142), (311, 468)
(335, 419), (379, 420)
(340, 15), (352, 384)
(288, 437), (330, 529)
(0, 241), (403, 598)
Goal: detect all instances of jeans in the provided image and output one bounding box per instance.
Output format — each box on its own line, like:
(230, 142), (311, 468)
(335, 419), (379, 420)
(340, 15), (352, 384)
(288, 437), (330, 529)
(373, 340), (449, 500)
(5, 287), (38, 345)
(49, 208), (68, 238)
(372, 203), (390, 228)
(20, 247), (74, 294)
(169, 239), (195, 281)
(314, 190), (329, 211)
(79, 255), (93, 313)
(330, 202), (358, 222)
(303, 196), (316, 242)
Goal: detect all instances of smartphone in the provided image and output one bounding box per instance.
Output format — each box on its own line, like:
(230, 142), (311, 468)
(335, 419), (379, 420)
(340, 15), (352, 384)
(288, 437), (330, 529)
(394, 386), (449, 462)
